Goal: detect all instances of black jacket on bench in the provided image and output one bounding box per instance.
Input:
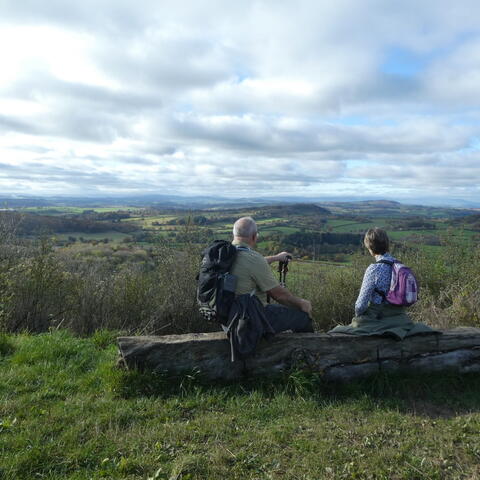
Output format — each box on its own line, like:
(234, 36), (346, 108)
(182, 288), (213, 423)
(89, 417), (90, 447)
(223, 293), (275, 362)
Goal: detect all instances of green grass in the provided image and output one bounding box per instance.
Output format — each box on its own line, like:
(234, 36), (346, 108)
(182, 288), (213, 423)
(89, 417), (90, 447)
(256, 217), (285, 224)
(326, 220), (380, 233)
(1, 331), (480, 479)
(389, 228), (476, 243)
(260, 225), (300, 234)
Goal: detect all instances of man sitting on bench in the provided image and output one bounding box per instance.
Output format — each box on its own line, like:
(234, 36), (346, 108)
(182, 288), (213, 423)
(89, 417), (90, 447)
(230, 216), (314, 333)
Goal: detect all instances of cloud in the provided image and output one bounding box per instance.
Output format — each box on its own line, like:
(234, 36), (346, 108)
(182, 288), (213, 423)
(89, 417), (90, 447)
(0, 0), (480, 201)
(166, 113), (476, 156)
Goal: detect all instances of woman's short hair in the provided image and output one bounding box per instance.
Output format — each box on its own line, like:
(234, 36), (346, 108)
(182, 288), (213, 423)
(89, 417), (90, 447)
(364, 228), (389, 255)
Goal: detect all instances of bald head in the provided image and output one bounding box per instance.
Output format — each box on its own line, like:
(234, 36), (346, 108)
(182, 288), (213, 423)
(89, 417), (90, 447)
(233, 216), (257, 243)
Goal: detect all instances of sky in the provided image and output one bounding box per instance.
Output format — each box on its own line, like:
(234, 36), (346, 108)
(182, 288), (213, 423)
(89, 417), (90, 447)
(1, 0), (480, 204)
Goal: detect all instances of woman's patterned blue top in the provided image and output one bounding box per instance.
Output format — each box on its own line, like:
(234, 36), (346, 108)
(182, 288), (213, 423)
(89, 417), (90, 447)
(354, 253), (395, 316)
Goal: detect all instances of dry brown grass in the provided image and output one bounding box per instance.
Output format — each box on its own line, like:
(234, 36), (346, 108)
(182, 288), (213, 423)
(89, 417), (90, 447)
(1, 216), (479, 335)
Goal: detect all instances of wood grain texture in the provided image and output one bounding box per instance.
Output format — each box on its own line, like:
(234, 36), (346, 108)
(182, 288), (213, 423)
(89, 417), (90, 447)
(117, 327), (480, 381)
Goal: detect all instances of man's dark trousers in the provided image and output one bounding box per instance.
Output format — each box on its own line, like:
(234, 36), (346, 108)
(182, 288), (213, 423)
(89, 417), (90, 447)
(264, 304), (314, 333)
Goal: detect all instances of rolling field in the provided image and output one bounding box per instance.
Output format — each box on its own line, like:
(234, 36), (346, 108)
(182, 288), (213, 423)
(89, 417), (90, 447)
(12, 204), (480, 263)
(326, 220), (380, 233)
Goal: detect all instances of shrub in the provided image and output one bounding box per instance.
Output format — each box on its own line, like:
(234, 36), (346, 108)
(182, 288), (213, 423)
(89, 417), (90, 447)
(287, 256), (368, 331)
(0, 242), (72, 332)
(0, 224), (478, 335)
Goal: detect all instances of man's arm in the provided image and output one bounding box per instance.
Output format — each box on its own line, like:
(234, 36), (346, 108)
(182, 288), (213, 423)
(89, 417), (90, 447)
(267, 285), (312, 316)
(264, 251), (292, 264)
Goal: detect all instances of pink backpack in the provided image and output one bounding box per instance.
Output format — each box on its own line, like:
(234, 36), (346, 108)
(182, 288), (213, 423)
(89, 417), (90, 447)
(377, 259), (419, 306)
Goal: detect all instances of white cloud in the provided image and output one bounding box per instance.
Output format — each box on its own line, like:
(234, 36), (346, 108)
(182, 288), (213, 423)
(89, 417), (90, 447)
(0, 0), (480, 202)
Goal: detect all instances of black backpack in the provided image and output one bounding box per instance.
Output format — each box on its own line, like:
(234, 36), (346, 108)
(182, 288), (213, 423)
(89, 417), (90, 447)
(197, 240), (239, 323)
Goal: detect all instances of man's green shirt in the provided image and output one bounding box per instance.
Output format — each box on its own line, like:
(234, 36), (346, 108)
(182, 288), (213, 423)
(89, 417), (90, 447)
(230, 241), (279, 305)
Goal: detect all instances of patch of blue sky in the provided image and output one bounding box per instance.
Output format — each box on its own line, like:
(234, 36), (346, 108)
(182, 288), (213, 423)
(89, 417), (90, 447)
(327, 115), (369, 126)
(346, 159), (373, 167)
(381, 46), (428, 77)
(452, 139), (479, 155)
(322, 116), (398, 127)
(175, 101), (194, 113)
(235, 72), (250, 82)
(345, 159), (374, 172)
(382, 33), (477, 78)
(468, 138), (480, 150)
(308, 115), (371, 126)
(234, 65), (252, 83)
(450, 115), (480, 126)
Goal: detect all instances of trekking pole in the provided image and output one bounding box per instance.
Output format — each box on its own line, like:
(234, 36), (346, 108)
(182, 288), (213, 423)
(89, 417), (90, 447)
(278, 255), (292, 287)
(267, 255), (292, 303)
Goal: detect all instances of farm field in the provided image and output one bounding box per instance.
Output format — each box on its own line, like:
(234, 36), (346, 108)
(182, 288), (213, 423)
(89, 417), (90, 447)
(10, 201), (480, 267)
(324, 220), (380, 232)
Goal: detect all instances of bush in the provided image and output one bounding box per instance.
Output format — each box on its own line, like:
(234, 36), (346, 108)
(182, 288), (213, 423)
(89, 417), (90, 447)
(287, 256), (368, 331)
(0, 242), (71, 332)
(0, 225), (479, 335)
(0, 236), (208, 335)
(395, 239), (480, 329)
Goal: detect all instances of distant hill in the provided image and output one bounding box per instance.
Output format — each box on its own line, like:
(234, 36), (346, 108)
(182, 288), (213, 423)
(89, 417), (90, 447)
(318, 199), (474, 219)
(343, 200), (401, 207)
(0, 195), (477, 219)
(256, 203), (331, 216)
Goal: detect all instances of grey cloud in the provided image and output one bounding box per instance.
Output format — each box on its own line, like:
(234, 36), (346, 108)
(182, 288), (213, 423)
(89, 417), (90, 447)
(1, 96), (134, 144)
(0, 0), (149, 35)
(0, 162), (22, 172)
(0, 114), (39, 135)
(0, 160), (150, 190)
(111, 155), (157, 166)
(167, 114), (476, 156)
(141, 145), (179, 157)
(348, 160), (480, 190)
(11, 145), (52, 154)
(9, 72), (163, 114)
(94, 34), (233, 93)
(1, 71), (161, 142)
(422, 36), (480, 107)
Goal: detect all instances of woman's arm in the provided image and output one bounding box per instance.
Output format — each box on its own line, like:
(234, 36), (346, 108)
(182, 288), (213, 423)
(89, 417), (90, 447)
(354, 265), (376, 316)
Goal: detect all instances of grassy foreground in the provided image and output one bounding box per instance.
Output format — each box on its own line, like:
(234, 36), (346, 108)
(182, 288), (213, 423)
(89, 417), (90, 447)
(1, 331), (480, 480)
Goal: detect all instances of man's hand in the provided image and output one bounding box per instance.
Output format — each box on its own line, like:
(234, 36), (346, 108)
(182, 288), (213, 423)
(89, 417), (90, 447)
(299, 299), (312, 316)
(267, 286), (312, 316)
(275, 251), (292, 263)
(265, 251), (293, 264)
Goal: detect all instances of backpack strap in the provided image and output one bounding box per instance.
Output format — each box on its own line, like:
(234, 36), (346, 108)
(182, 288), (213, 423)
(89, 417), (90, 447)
(374, 287), (387, 299)
(374, 259), (395, 300)
(376, 259), (394, 266)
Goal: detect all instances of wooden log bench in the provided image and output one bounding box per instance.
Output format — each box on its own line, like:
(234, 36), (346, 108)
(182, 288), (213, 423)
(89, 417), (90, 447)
(117, 327), (480, 382)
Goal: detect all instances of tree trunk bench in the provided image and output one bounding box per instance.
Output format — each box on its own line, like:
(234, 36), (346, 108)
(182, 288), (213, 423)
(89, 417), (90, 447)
(117, 327), (480, 382)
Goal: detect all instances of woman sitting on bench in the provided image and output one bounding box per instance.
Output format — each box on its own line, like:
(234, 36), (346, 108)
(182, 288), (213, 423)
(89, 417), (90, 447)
(329, 228), (438, 339)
